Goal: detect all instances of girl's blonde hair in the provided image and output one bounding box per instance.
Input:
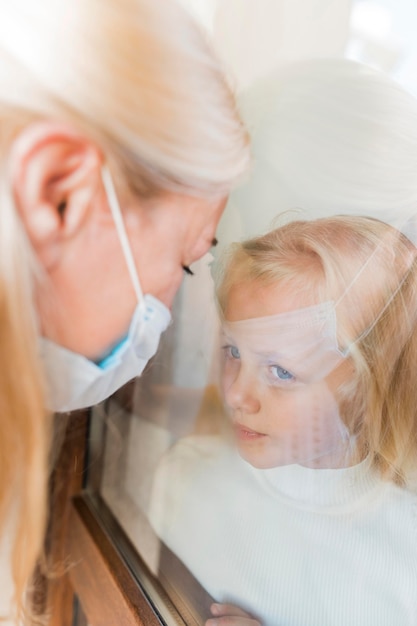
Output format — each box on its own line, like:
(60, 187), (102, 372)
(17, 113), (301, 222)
(0, 0), (250, 621)
(216, 216), (417, 486)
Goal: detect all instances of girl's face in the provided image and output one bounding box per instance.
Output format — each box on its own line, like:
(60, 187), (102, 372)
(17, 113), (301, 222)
(221, 279), (351, 469)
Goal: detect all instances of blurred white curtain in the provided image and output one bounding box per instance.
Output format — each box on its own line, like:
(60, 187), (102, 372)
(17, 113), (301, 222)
(179, 0), (352, 88)
(214, 0), (352, 88)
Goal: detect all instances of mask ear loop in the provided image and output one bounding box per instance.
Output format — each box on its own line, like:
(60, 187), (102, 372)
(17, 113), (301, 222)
(334, 226), (417, 355)
(101, 166), (144, 306)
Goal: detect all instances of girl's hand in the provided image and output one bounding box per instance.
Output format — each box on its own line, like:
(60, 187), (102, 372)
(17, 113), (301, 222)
(205, 602), (262, 626)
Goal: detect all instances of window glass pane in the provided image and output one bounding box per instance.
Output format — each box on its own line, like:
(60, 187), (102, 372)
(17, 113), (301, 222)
(89, 254), (221, 623)
(86, 3), (417, 625)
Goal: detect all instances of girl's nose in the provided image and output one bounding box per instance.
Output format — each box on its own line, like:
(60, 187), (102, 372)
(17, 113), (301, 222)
(224, 370), (261, 415)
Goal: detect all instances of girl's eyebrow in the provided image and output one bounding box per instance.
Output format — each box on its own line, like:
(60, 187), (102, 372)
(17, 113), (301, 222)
(220, 336), (296, 367)
(220, 336), (286, 360)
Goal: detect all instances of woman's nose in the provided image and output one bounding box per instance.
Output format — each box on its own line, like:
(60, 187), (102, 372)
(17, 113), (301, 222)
(224, 370), (261, 414)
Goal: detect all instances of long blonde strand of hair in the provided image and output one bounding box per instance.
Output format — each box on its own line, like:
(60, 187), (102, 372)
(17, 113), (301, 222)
(0, 166), (50, 623)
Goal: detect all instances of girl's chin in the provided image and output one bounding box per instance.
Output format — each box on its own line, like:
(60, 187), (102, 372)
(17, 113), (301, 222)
(236, 445), (282, 470)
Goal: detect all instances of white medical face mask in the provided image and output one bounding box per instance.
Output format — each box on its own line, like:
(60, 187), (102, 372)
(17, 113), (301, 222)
(40, 167), (171, 413)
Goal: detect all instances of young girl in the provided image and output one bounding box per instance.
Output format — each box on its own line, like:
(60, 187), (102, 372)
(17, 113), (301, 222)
(150, 215), (417, 626)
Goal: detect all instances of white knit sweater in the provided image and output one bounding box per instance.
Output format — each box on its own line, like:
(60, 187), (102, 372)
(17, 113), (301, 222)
(149, 435), (417, 626)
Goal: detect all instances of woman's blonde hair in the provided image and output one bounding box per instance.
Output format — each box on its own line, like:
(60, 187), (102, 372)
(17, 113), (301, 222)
(0, 0), (250, 621)
(216, 215), (417, 486)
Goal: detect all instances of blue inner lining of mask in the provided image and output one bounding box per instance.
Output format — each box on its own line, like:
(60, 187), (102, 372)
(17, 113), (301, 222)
(96, 335), (129, 369)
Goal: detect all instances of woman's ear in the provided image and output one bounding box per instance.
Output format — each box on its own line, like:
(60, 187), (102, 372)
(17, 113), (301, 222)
(9, 121), (104, 269)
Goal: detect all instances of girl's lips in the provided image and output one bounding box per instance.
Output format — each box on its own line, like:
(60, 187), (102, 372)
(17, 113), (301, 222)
(233, 422), (267, 441)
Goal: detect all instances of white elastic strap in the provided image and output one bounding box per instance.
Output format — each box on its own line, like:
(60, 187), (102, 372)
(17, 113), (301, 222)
(101, 166), (144, 304)
(334, 228), (416, 353)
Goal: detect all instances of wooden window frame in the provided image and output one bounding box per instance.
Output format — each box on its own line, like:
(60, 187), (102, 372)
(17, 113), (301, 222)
(44, 406), (213, 626)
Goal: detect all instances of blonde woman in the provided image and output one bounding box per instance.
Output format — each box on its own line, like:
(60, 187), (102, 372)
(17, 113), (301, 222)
(152, 215), (417, 626)
(0, 0), (250, 622)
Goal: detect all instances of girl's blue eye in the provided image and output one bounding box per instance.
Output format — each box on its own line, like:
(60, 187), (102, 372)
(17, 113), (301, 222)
(270, 365), (293, 380)
(229, 345), (240, 359)
(222, 344), (240, 359)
